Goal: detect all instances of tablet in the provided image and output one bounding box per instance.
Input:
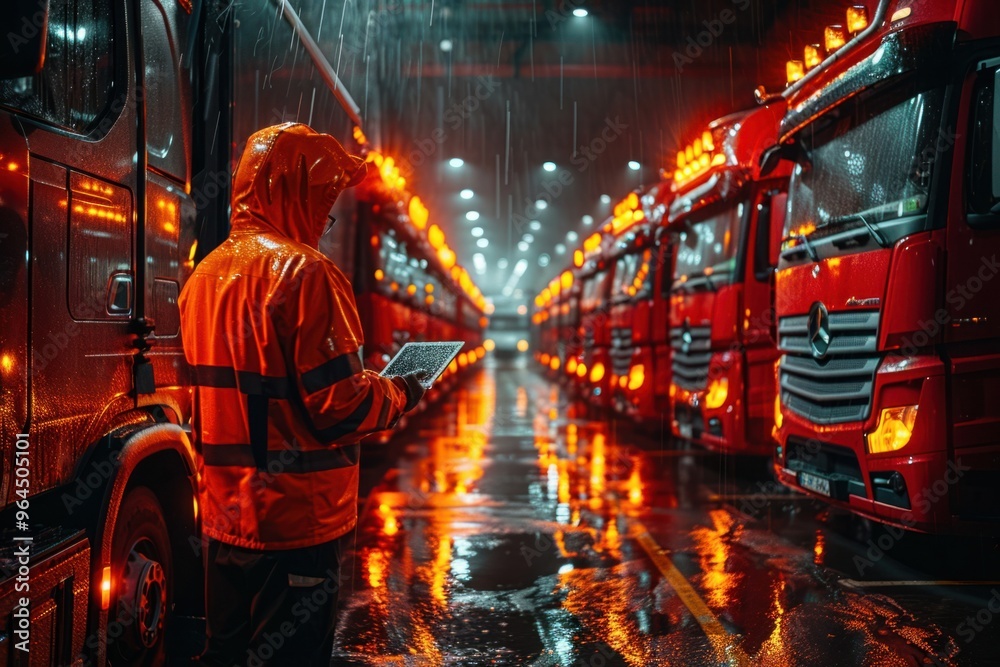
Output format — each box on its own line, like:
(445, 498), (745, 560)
(379, 341), (465, 388)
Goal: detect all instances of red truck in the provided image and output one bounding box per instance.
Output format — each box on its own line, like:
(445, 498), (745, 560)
(772, 0), (1000, 532)
(352, 154), (487, 404)
(667, 105), (790, 455)
(607, 188), (674, 426)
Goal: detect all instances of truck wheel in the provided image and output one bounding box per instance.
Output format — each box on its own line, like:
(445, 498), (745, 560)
(107, 486), (173, 667)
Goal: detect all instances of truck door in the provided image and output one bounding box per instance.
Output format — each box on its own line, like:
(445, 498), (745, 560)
(946, 57), (1000, 519)
(136, 0), (196, 395)
(1, 0), (138, 497)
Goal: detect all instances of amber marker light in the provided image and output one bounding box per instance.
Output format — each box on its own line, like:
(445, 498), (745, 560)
(786, 60), (805, 85)
(803, 44), (823, 69)
(846, 5), (869, 34)
(101, 566), (112, 610)
(824, 25), (847, 52)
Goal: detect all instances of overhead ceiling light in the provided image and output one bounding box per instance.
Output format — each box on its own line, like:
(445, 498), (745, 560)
(466, 211), (480, 221)
(471, 226), (484, 237)
(582, 215), (594, 225)
(535, 199), (548, 210)
(477, 238), (489, 248)
(599, 194), (611, 204)
(566, 231), (579, 241)
(628, 160), (641, 171)
(522, 233), (534, 243)
(439, 38), (453, 52)
(501, 260), (529, 297)
(543, 161), (557, 172)
(538, 254), (551, 267)
(529, 220), (542, 231)
(498, 258), (509, 269)
(460, 188), (474, 199)
(555, 243), (566, 254)
(518, 241), (529, 252)
(449, 158), (464, 168)
(473, 253), (487, 274)
(573, 8), (588, 17)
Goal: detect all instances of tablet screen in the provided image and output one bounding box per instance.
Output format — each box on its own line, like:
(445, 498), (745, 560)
(379, 341), (466, 388)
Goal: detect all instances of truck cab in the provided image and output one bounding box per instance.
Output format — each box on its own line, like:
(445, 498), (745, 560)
(606, 188), (674, 426)
(773, 0), (1000, 532)
(667, 105), (790, 455)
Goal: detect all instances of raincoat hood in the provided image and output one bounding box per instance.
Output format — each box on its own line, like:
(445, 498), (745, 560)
(231, 123), (367, 246)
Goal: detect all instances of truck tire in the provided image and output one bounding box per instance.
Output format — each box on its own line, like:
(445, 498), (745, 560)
(107, 486), (173, 667)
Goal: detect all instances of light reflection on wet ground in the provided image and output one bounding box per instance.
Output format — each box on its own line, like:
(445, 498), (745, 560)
(334, 361), (999, 666)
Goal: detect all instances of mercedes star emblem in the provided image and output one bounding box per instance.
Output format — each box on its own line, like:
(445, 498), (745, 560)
(681, 319), (693, 354)
(808, 302), (831, 359)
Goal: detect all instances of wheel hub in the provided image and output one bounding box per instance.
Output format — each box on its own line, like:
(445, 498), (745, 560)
(120, 545), (166, 649)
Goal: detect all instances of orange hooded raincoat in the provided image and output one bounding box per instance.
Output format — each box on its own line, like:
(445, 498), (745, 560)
(179, 123), (414, 550)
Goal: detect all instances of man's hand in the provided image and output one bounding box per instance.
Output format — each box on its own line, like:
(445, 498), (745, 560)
(400, 372), (428, 411)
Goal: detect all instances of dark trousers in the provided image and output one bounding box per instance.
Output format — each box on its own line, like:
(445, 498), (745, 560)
(200, 536), (346, 667)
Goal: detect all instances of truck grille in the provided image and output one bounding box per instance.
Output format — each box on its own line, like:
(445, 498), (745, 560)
(778, 310), (880, 424)
(610, 327), (634, 377)
(670, 325), (712, 390)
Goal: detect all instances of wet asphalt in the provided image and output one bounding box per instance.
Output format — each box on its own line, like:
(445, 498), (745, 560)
(332, 359), (1000, 666)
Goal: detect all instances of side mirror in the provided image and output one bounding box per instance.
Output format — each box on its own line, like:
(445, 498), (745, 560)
(759, 141), (807, 177)
(1, 0), (49, 80)
(769, 192), (788, 268)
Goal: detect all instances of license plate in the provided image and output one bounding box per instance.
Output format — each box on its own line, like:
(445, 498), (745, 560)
(799, 472), (831, 497)
(679, 422), (693, 439)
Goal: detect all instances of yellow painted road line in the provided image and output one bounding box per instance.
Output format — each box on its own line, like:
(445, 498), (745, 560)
(631, 520), (752, 666)
(841, 579), (1000, 589)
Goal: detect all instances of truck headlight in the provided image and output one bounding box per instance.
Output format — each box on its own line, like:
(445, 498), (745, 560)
(866, 405), (918, 454)
(705, 377), (728, 409)
(590, 362), (605, 384)
(627, 364), (645, 391)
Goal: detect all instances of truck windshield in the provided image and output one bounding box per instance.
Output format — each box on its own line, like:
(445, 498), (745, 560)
(672, 202), (743, 290)
(783, 86), (946, 248)
(611, 248), (654, 301)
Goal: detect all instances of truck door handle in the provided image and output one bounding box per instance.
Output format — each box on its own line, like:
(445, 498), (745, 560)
(107, 272), (133, 315)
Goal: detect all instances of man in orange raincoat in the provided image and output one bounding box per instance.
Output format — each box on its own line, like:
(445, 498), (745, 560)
(179, 123), (425, 666)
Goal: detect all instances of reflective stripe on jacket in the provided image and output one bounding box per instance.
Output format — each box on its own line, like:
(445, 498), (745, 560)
(179, 124), (409, 550)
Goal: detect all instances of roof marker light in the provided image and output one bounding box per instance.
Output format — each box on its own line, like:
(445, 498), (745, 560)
(824, 25), (847, 52)
(846, 5), (869, 34)
(803, 44), (822, 69)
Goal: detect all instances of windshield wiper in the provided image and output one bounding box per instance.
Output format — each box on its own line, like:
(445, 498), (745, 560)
(673, 270), (718, 293)
(791, 233), (819, 262)
(858, 215), (889, 248)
